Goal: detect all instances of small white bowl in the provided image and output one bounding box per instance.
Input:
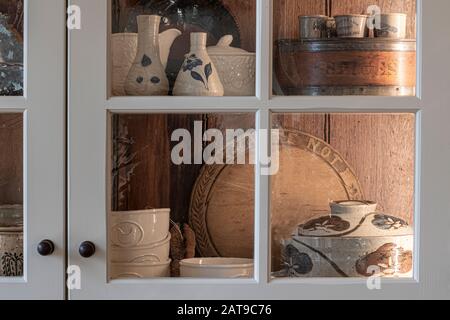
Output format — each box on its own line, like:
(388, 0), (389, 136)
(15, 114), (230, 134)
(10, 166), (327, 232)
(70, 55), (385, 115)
(110, 233), (171, 263)
(180, 258), (254, 278)
(109, 209), (170, 248)
(110, 259), (171, 279)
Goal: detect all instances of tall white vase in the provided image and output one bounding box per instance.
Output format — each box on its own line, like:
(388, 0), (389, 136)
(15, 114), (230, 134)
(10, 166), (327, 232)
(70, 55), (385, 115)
(124, 15), (169, 96)
(173, 33), (224, 96)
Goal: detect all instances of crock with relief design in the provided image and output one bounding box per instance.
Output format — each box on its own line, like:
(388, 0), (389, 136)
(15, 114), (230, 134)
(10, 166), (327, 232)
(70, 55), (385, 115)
(277, 200), (413, 278)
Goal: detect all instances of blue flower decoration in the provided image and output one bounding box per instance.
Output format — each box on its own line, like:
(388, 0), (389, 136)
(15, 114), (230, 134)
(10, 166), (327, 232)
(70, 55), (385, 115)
(183, 54), (203, 72)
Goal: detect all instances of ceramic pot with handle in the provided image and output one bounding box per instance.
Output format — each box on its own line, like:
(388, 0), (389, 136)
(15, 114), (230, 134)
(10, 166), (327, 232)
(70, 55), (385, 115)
(111, 28), (181, 96)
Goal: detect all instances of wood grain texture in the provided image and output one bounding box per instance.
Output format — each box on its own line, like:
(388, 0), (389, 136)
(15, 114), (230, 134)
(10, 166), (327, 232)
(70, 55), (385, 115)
(329, 113), (415, 224)
(273, 113), (328, 141)
(274, 0), (327, 40)
(113, 114), (171, 211)
(0, 114), (22, 205)
(331, 0), (416, 38)
(276, 49), (416, 88)
(222, 0), (257, 52)
(112, 114), (203, 223)
(167, 114), (204, 223)
(112, 113), (252, 224)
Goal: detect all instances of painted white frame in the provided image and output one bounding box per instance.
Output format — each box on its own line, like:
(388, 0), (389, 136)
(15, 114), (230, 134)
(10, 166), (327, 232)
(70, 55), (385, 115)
(69, 0), (450, 299)
(0, 0), (66, 299)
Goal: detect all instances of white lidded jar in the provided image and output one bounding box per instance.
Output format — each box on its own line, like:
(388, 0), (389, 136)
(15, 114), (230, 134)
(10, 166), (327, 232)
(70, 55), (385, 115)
(207, 35), (256, 96)
(278, 200), (414, 278)
(173, 32), (224, 96)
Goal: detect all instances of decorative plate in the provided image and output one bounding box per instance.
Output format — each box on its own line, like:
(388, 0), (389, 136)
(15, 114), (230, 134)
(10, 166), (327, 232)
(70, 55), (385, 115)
(189, 129), (364, 269)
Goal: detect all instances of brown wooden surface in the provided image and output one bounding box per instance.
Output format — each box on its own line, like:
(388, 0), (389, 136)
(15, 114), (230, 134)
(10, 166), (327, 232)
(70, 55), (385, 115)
(113, 114), (171, 211)
(273, 113), (327, 142)
(329, 113), (415, 224)
(331, 0), (416, 38)
(222, 0), (257, 52)
(274, 0), (327, 39)
(0, 114), (22, 205)
(276, 50), (416, 88)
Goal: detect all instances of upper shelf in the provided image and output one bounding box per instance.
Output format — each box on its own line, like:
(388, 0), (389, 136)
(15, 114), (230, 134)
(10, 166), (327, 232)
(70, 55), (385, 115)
(109, 0), (417, 100)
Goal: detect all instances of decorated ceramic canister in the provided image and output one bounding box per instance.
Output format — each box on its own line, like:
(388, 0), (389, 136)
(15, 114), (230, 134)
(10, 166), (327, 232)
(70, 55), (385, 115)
(0, 205), (24, 277)
(279, 200), (413, 278)
(207, 35), (256, 96)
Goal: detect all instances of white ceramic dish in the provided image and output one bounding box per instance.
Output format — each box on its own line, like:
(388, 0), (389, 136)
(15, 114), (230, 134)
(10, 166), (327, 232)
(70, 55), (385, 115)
(208, 35), (256, 96)
(110, 259), (171, 279)
(110, 233), (171, 263)
(180, 258), (254, 278)
(109, 209), (170, 248)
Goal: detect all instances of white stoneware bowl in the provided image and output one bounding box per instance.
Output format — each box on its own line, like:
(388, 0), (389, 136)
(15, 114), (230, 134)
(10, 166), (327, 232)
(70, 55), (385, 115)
(110, 259), (171, 279)
(334, 15), (368, 38)
(180, 258), (254, 278)
(374, 13), (407, 39)
(109, 209), (170, 248)
(110, 233), (171, 263)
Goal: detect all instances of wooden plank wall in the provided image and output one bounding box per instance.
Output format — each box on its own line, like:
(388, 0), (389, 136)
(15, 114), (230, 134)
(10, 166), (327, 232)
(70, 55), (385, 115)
(0, 114), (22, 205)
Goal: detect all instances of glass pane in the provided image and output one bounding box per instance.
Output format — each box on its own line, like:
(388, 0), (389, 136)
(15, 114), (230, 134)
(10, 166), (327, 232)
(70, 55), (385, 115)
(0, 113), (23, 277)
(109, 113), (255, 279)
(270, 113), (415, 279)
(110, 0), (256, 97)
(273, 0), (417, 96)
(0, 0), (24, 96)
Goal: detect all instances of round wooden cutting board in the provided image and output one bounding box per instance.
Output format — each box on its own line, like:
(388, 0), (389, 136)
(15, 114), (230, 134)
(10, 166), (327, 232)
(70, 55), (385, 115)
(189, 130), (364, 268)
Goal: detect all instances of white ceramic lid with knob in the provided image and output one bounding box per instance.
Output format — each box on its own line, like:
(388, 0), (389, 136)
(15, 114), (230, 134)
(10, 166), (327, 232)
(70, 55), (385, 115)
(296, 200), (413, 238)
(207, 35), (255, 56)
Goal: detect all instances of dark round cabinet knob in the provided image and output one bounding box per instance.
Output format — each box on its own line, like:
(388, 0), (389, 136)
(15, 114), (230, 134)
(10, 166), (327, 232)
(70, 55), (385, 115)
(79, 241), (96, 258)
(37, 240), (55, 256)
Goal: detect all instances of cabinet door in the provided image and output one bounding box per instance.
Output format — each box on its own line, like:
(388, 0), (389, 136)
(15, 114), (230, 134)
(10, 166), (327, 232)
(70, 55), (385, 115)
(69, 0), (450, 299)
(0, 0), (65, 299)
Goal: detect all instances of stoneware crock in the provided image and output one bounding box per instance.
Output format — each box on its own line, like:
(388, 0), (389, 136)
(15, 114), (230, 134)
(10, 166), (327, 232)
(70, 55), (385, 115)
(109, 208), (170, 248)
(279, 200), (413, 278)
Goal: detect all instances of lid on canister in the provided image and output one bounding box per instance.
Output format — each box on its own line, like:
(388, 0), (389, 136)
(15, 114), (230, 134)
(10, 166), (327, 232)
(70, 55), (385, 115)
(295, 200), (413, 238)
(0, 205), (23, 230)
(207, 35), (255, 56)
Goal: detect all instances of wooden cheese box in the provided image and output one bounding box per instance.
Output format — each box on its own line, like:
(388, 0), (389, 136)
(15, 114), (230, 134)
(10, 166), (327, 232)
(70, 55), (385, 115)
(274, 38), (416, 96)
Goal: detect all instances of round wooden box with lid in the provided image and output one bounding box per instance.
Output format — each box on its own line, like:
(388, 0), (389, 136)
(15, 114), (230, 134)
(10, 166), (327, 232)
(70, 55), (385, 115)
(280, 201), (414, 278)
(274, 38), (416, 96)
